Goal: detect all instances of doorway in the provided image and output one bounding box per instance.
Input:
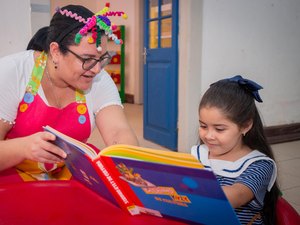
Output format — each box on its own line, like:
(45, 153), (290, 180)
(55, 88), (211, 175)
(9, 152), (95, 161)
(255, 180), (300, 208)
(143, 0), (179, 150)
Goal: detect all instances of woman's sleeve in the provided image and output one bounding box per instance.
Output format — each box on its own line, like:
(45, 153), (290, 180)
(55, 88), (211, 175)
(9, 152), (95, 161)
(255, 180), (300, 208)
(0, 55), (25, 123)
(90, 69), (123, 114)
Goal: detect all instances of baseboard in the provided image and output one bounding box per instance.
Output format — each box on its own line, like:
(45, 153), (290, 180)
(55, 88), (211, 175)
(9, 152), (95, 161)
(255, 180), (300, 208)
(125, 94), (134, 104)
(264, 123), (300, 144)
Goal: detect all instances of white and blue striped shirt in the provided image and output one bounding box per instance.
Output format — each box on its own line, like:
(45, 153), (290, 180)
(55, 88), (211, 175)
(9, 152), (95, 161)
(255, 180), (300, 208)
(191, 145), (277, 225)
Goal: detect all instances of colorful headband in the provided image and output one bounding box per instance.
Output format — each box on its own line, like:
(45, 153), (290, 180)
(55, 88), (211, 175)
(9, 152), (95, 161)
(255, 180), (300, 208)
(225, 75), (263, 102)
(56, 3), (127, 51)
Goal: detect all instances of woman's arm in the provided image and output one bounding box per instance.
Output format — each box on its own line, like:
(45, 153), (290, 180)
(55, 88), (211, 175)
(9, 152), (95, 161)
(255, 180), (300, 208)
(95, 105), (139, 147)
(0, 121), (66, 171)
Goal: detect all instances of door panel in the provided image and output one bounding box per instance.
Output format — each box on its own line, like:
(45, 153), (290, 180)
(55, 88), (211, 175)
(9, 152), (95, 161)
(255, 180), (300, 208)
(143, 0), (178, 150)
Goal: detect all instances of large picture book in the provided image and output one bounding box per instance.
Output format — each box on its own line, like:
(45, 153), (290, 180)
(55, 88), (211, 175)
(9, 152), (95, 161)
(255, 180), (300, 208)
(44, 125), (241, 225)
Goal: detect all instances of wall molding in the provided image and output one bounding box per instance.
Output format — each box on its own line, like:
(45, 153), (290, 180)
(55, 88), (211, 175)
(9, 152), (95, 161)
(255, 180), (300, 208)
(264, 123), (300, 144)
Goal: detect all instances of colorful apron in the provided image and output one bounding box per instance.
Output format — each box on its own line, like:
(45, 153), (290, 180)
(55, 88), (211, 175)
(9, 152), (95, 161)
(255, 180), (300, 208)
(3, 51), (92, 182)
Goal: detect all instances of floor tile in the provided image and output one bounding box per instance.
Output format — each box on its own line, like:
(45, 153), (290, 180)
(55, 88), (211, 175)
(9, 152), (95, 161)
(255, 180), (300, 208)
(272, 141), (300, 161)
(281, 186), (300, 214)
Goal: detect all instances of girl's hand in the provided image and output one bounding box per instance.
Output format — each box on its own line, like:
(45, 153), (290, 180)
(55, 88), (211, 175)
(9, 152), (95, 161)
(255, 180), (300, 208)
(22, 131), (67, 164)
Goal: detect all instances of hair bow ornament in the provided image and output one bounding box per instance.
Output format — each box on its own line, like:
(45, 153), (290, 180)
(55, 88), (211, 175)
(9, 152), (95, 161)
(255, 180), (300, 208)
(227, 75), (263, 102)
(56, 3), (127, 52)
(75, 3), (126, 51)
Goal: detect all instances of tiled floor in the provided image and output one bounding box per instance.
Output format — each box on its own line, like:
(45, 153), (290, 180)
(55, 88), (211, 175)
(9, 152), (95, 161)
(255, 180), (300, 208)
(272, 141), (300, 213)
(88, 103), (300, 213)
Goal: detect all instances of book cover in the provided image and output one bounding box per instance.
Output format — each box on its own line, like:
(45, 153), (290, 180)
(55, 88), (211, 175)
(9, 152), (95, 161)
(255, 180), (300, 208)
(44, 126), (139, 215)
(44, 126), (241, 225)
(100, 156), (241, 225)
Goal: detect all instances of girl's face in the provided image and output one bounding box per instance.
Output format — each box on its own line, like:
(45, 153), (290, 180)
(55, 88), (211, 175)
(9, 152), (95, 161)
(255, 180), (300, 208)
(199, 106), (248, 159)
(58, 34), (108, 90)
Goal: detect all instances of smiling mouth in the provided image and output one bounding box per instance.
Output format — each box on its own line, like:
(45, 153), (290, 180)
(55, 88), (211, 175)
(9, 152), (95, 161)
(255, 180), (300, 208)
(206, 142), (217, 147)
(82, 74), (94, 79)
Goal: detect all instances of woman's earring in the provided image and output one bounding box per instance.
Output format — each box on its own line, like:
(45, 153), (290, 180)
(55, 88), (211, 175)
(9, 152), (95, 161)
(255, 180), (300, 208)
(53, 61), (58, 69)
(243, 132), (246, 137)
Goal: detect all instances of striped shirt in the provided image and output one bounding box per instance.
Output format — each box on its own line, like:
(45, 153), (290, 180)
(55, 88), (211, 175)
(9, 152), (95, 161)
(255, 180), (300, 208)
(191, 145), (277, 225)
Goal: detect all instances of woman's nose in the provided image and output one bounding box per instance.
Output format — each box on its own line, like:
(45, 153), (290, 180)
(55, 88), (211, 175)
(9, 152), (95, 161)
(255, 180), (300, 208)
(89, 62), (101, 74)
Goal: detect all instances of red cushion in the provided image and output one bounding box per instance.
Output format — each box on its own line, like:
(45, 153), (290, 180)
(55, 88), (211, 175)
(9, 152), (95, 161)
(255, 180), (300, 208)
(276, 197), (300, 225)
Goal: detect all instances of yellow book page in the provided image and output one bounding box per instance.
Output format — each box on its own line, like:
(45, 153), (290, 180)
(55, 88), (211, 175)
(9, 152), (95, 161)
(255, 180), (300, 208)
(44, 126), (203, 169)
(99, 144), (204, 169)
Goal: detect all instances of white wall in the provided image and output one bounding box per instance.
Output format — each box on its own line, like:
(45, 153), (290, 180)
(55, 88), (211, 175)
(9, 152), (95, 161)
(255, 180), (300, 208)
(200, 0), (300, 126)
(30, 0), (51, 35)
(178, 0), (300, 151)
(178, 0), (203, 151)
(0, 0), (31, 57)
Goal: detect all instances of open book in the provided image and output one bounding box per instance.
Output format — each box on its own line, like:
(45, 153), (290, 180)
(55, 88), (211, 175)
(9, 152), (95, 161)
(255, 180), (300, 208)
(44, 125), (241, 225)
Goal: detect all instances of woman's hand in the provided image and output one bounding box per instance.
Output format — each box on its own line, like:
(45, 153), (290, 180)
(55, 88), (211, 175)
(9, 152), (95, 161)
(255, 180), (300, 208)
(0, 130), (67, 171)
(22, 131), (67, 164)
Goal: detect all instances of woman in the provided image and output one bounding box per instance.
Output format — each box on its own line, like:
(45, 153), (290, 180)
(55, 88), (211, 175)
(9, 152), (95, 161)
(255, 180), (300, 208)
(0, 4), (138, 181)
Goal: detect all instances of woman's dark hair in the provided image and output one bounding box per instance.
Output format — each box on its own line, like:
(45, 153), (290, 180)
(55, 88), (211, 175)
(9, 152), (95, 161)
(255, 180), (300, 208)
(26, 26), (49, 51)
(27, 5), (99, 53)
(199, 80), (280, 225)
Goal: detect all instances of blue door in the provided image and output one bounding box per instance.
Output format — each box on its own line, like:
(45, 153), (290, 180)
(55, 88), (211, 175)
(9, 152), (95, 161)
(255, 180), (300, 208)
(143, 0), (179, 150)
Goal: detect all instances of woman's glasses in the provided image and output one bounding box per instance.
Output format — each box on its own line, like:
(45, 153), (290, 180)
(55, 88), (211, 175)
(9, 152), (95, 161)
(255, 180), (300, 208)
(65, 48), (112, 71)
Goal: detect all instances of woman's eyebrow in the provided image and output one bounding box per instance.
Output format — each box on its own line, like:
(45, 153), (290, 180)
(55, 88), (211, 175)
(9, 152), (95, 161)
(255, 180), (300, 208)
(80, 53), (98, 58)
(82, 52), (107, 58)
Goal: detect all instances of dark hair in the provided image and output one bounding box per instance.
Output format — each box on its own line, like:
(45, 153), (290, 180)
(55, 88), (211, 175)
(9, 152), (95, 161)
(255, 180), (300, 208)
(199, 79), (280, 225)
(27, 5), (95, 53)
(26, 26), (49, 51)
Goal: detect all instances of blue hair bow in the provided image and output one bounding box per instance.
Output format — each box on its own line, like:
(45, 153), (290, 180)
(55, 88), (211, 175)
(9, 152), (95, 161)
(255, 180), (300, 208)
(226, 75), (263, 102)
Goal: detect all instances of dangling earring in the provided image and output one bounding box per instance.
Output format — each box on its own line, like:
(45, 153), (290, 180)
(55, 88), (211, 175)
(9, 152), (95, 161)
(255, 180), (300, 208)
(243, 132), (246, 137)
(53, 61), (58, 69)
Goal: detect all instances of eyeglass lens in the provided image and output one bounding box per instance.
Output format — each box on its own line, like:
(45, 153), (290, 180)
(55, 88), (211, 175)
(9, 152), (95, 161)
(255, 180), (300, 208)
(83, 53), (112, 70)
(63, 47), (112, 71)
(82, 54), (111, 70)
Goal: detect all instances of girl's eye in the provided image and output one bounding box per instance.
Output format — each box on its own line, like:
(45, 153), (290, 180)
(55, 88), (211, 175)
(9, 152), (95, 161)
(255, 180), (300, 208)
(215, 128), (225, 132)
(199, 124), (207, 129)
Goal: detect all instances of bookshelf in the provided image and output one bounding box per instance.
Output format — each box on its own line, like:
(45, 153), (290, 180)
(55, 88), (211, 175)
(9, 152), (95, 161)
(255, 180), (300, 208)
(107, 25), (125, 103)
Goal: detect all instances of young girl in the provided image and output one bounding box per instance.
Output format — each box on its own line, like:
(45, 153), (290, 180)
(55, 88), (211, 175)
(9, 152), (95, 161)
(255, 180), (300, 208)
(191, 75), (280, 225)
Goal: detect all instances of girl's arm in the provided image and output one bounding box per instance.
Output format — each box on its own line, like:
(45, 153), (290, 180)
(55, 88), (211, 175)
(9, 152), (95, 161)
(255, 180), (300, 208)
(222, 183), (254, 208)
(223, 160), (275, 208)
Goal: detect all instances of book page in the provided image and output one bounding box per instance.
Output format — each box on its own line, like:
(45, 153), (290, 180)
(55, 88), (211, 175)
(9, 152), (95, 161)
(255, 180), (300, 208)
(99, 145), (204, 169)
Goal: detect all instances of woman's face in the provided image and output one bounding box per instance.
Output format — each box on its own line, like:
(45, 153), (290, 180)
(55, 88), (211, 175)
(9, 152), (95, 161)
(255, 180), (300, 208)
(59, 34), (108, 91)
(198, 106), (245, 159)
